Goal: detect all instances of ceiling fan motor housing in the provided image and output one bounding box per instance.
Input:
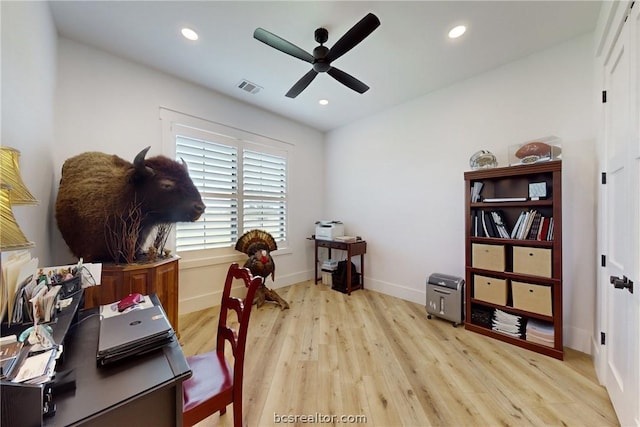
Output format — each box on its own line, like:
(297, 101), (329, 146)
(313, 44), (331, 72)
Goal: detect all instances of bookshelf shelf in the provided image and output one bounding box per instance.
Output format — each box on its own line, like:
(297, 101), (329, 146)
(469, 236), (554, 248)
(464, 161), (563, 359)
(470, 199), (553, 208)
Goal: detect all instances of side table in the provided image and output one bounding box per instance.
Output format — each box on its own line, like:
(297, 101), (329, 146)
(314, 239), (367, 295)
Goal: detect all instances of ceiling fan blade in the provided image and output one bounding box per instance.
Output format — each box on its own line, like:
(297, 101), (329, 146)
(286, 69), (318, 98)
(254, 28), (314, 63)
(326, 13), (380, 63)
(327, 67), (370, 94)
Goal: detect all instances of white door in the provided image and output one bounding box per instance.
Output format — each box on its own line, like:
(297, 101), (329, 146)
(601, 3), (640, 426)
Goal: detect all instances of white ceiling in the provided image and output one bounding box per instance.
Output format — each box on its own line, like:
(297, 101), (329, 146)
(49, 1), (602, 132)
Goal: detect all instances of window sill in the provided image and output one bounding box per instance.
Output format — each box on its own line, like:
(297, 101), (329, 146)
(178, 246), (291, 270)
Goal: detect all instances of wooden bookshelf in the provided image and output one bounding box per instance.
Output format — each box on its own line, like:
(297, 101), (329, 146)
(464, 161), (563, 359)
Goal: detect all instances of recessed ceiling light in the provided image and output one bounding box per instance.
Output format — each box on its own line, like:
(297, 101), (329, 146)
(181, 27), (199, 41)
(319, 99), (329, 105)
(448, 25), (466, 39)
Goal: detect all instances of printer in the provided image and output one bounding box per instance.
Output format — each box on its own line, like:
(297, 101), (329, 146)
(315, 221), (344, 241)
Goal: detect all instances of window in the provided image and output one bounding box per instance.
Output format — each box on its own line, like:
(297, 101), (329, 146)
(162, 112), (289, 254)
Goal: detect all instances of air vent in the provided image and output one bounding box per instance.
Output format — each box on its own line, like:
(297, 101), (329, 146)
(237, 79), (262, 94)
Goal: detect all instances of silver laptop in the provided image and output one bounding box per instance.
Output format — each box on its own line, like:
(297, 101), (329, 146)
(97, 305), (174, 366)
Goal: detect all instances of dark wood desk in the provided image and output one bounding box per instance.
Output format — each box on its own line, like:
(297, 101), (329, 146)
(1, 293), (190, 427)
(314, 239), (367, 295)
(45, 295), (191, 426)
(2, 291), (85, 427)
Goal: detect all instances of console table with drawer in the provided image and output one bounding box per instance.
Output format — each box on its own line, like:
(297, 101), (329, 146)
(313, 239), (367, 295)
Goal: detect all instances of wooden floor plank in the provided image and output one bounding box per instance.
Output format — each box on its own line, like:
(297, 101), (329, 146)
(180, 280), (619, 427)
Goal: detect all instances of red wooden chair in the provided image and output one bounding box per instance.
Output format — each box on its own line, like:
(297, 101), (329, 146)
(182, 262), (263, 427)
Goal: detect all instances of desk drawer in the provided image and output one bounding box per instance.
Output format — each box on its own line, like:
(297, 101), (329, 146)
(316, 240), (347, 250)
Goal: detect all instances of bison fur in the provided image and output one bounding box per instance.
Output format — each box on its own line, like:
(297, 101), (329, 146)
(55, 146), (205, 262)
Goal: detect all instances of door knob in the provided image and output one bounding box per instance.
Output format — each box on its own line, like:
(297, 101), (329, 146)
(610, 275), (634, 294)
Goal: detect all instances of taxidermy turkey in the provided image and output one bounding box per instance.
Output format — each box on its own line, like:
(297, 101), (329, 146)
(235, 229), (290, 310)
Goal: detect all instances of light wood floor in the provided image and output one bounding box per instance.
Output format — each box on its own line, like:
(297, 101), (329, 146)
(179, 281), (619, 427)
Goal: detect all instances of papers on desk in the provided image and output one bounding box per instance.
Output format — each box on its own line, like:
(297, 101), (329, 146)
(39, 261), (102, 288)
(7, 268), (61, 325)
(0, 340), (23, 379)
(1, 252), (102, 325)
(11, 348), (57, 384)
(2, 253), (43, 325)
(1, 251), (33, 325)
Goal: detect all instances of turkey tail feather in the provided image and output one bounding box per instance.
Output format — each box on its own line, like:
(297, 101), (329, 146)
(235, 229), (278, 254)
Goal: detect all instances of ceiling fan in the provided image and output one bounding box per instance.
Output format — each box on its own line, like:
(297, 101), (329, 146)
(253, 13), (381, 98)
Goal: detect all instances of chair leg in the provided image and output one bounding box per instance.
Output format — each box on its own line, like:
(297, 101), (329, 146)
(233, 402), (243, 427)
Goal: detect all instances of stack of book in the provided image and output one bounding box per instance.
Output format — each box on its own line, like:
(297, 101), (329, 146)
(511, 210), (554, 240)
(334, 236), (357, 243)
(471, 210), (510, 238)
(321, 259), (338, 286)
(470, 181), (484, 202)
(525, 319), (555, 347)
(492, 309), (524, 338)
(471, 208), (554, 241)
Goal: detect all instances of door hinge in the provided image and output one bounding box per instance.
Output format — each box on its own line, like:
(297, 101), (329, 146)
(601, 332), (606, 345)
(601, 172), (607, 184)
(602, 90), (607, 103)
(601, 254), (606, 267)
(625, 2), (635, 22)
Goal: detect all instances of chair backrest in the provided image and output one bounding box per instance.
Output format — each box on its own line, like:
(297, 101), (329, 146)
(216, 262), (263, 385)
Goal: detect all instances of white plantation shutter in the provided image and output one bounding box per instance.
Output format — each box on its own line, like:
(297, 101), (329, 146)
(174, 131), (288, 252)
(242, 150), (287, 240)
(176, 136), (239, 250)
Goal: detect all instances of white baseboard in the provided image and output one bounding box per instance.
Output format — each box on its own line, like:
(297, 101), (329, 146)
(180, 290), (221, 314)
(179, 269), (311, 315)
(364, 277), (425, 305)
(591, 335), (607, 385)
(563, 324), (594, 355)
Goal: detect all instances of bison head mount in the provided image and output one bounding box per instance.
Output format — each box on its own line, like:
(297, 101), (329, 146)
(56, 146), (205, 263)
(130, 147), (205, 224)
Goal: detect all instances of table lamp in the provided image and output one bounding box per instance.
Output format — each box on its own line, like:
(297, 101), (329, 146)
(0, 147), (37, 250)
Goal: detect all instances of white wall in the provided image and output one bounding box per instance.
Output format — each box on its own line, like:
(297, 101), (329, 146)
(54, 38), (325, 314)
(325, 34), (597, 353)
(1, 1), (57, 265)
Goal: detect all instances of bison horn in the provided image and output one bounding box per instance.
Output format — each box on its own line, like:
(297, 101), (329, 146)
(180, 157), (189, 172)
(133, 146), (154, 177)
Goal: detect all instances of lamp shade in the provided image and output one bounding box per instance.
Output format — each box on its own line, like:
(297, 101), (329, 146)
(0, 186), (34, 250)
(0, 147), (37, 205)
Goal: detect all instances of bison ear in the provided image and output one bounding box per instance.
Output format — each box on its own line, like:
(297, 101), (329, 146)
(133, 146), (155, 178)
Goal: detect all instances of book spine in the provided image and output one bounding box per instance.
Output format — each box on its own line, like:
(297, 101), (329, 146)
(527, 212), (542, 240)
(511, 211), (525, 239)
